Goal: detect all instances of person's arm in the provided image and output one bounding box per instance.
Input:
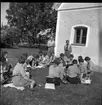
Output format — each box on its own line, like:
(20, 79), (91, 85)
(64, 45), (66, 51)
(89, 61), (95, 71)
(49, 56), (52, 63)
(6, 58), (8, 62)
(84, 64), (87, 74)
(46, 56), (50, 65)
(66, 67), (69, 75)
(52, 56), (56, 62)
(64, 57), (68, 65)
(53, 41), (55, 47)
(76, 68), (81, 77)
(78, 65), (82, 73)
(1, 66), (3, 73)
(47, 40), (50, 47)
(59, 66), (64, 80)
(69, 45), (72, 53)
(20, 67), (32, 82)
(48, 65), (53, 77)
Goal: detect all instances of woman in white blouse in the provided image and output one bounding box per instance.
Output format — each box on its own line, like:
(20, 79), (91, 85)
(47, 35), (55, 57)
(12, 56), (35, 89)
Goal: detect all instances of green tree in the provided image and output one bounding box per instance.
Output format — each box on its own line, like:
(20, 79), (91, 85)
(6, 3), (57, 46)
(1, 25), (21, 47)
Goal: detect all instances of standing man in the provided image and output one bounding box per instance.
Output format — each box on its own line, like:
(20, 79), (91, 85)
(47, 35), (55, 57)
(64, 40), (72, 58)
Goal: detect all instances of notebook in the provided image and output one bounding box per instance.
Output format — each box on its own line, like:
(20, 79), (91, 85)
(45, 83), (55, 90)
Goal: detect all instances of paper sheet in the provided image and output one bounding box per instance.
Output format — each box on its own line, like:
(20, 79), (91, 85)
(45, 83), (55, 90)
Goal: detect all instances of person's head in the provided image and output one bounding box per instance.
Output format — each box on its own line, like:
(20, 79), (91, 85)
(84, 56), (91, 62)
(43, 52), (47, 57)
(72, 59), (78, 65)
(60, 53), (64, 58)
(66, 40), (69, 45)
(78, 58), (84, 64)
(35, 55), (39, 60)
(18, 56), (26, 64)
(50, 36), (54, 41)
(39, 50), (43, 56)
(26, 59), (31, 65)
(2, 51), (8, 58)
(52, 52), (55, 57)
(2, 62), (8, 70)
(78, 56), (83, 60)
(22, 53), (28, 60)
(47, 52), (49, 56)
(54, 58), (61, 66)
(69, 54), (74, 60)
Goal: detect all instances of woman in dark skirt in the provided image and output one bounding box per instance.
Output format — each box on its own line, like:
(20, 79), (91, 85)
(66, 59), (81, 84)
(46, 58), (64, 86)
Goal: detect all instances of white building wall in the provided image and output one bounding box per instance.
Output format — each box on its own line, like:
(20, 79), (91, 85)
(55, 7), (102, 68)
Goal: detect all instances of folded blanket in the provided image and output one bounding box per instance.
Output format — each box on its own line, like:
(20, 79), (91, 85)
(3, 83), (25, 90)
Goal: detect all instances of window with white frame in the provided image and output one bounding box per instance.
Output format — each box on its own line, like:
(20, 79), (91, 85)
(73, 26), (88, 45)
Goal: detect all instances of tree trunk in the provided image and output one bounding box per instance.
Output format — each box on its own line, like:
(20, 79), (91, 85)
(28, 31), (33, 47)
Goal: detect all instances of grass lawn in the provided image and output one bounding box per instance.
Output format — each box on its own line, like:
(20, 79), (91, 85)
(0, 48), (102, 105)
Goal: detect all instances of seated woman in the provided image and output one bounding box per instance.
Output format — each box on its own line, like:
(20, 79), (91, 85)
(40, 52), (50, 67)
(46, 58), (64, 86)
(78, 58), (87, 79)
(34, 55), (40, 66)
(68, 54), (74, 64)
(12, 56), (35, 89)
(84, 56), (95, 78)
(66, 59), (81, 84)
(66, 54), (74, 69)
(1, 62), (12, 84)
(38, 50), (44, 63)
(1, 51), (13, 68)
(24, 59), (34, 79)
(1, 51), (13, 84)
(78, 55), (83, 61)
(27, 54), (34, 67)
(49, 52), (56, 64)
(60, 53), (69, 67)
(1, 51), (8, 62)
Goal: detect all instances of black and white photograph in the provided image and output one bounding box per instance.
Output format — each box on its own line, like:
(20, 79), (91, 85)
(1, 2), (102, 105)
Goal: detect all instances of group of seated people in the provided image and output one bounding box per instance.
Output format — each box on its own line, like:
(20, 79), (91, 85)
(0, 50), (95, 90)
(47, 53), (95, 85)
(0, 50), (56, 89)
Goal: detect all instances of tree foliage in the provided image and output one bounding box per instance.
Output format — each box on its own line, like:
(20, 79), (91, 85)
(6, 3), (57, 41)
(1, 25), (21, 47)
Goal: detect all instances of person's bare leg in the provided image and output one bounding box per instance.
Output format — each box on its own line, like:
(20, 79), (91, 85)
(26, 72), (30, 78)
(30, 80), (35, 89)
